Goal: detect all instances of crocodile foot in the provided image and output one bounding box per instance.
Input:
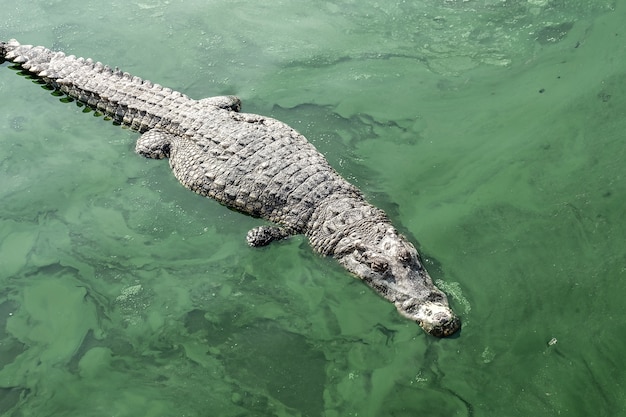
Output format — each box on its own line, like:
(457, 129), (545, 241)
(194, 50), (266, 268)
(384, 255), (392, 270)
(246, 226), (292, 247)
(135, 129), (175, 159)
(198, 95), (242, 112)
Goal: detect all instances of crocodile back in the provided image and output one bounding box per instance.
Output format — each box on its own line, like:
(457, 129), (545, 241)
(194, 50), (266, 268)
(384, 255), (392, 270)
(1, 39), (361, 237)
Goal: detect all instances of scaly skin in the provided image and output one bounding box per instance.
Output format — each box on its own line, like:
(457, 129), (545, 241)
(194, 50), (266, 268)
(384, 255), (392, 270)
(1, 39), (461, 337)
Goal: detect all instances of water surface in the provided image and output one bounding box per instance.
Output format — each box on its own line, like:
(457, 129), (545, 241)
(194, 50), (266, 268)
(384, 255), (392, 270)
(1, 1), (625, 416)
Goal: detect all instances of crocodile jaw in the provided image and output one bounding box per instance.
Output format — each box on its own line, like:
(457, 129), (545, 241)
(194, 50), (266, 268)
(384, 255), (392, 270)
(397, 299), (461, 337)
(335, 226), (461, 337)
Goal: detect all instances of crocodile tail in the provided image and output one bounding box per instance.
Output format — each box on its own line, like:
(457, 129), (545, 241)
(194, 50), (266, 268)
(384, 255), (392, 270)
(0, 39), (62, 77)
(1, 39), (26, 63)
(1, 39), (24, 59)
(2, 40), (193, 133)
(0, 39), (15, 61)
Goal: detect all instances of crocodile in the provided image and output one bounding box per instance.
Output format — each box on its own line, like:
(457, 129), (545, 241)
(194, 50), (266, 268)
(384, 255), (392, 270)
(1, 39), (461, 337)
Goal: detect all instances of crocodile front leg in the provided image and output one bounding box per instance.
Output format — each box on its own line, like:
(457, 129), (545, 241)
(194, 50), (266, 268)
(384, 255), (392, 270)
(135, 129), (175, 159)
(246, 225), (293, 247)
(198, 96), (242, 112)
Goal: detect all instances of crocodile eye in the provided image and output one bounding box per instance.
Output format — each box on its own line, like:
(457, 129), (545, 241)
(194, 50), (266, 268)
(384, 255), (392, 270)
(398, 248), (412, 263)
(370, 258), (388, 273)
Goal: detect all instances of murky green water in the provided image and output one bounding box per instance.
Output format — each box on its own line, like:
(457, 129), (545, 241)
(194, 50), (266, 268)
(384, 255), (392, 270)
(1, 1), (625, 416)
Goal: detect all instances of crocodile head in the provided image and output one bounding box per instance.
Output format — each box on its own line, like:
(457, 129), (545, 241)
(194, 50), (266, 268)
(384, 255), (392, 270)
(336, 226), (461, 337)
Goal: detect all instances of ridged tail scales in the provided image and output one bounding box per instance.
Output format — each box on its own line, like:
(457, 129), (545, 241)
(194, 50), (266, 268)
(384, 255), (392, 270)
(0, 39), (193, 133)
(2, 39), (462, 337)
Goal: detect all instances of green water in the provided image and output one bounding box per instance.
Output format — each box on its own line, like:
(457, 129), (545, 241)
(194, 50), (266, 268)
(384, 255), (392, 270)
(1, 0), (625, 416)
